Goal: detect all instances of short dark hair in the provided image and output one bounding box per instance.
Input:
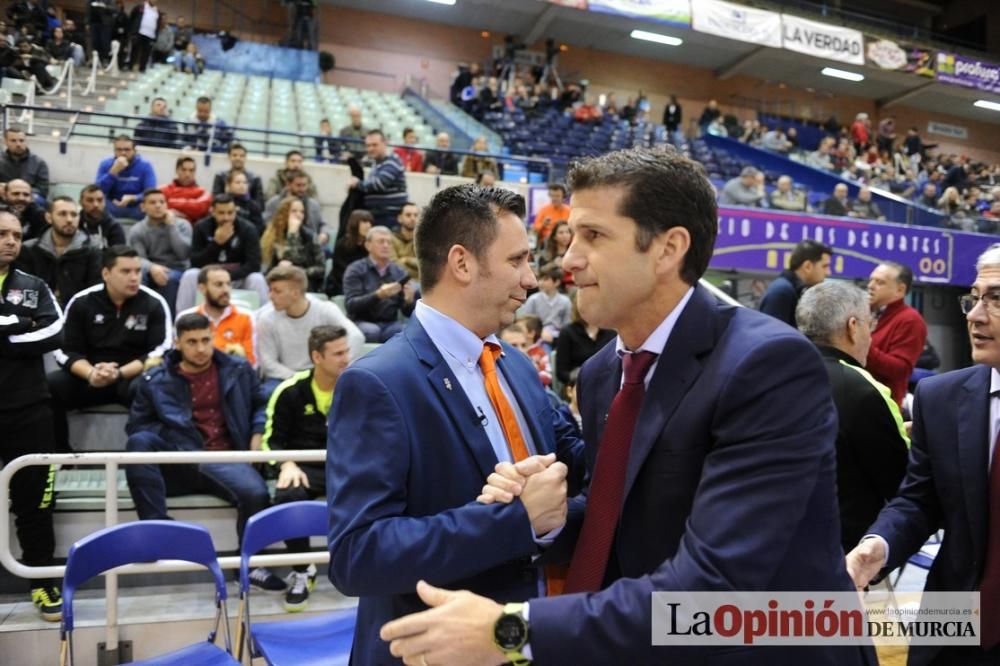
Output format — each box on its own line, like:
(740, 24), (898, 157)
(196, 96), (212, 106)
(46, 196), (76, 212)
(151, 96), (166, 105)
(175, 155), (195, 170)
(80, 184), (102, 199)
(788, 240), (833, 272)
(102, 244), (138, 270)
(308, 325), (348, 356)
(176, 312), (211, 336)
(285, 150), (303, 160)
(142, 188), (165, 200)
(538, 265), (563, 283)
(228, 143), (246, 154)
(416, 184), (526, 293)
(211, 193), (235, 207)
(320, 118), (330, 124)
(567, 146), (717, 285)
(516, 314), (542, 341)
(402, 127), (415, 137)
(3, 126), (25, 137)
(285, 169), (307, 182)
(113, 134), (135, 146)
(366, 129), (385, 140)
(548, 183), (567, 196)
(883, 261), (914, 293)
(197, 264), (229, 284)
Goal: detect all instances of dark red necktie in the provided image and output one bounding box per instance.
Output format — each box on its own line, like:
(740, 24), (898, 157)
(980, 429), (1000, 649)
(564, 350), (658, 593)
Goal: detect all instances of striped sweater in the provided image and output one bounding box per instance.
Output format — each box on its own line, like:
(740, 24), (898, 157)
(359, 153), (408, 218)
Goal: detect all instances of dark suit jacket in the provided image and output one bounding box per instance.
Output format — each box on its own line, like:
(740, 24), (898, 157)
(869, 365), (999, 665)
(528, 285), (871, 665)
(326, 316), (584, 665)
(819, 346), (909, 551)
(758, 269), (803, 327)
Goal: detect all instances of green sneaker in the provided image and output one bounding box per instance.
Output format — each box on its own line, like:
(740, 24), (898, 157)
(31, 586), (62, 622)
(283, 564), (317, 613)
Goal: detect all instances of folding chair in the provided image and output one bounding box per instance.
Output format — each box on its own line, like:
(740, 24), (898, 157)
(237, 501), (355, 665)
(60, 520), (238, 666)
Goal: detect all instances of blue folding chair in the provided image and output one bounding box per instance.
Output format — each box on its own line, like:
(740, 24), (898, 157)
(237, 501), (355, 665)
(60, 520), (237, 666)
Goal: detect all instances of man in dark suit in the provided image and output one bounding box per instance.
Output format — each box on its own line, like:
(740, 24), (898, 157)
(796, 280), (909, 552)
(847, 245), (1000, 665)
(758, 238), (832, 327)
(381, 147), (870, 665)
(326, 185), (583, 664)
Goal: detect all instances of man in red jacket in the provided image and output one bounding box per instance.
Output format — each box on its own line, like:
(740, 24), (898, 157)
(867, 261), (927, 406)
(160, 156), (211, 222)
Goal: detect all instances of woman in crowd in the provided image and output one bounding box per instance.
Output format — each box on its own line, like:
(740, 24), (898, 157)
(261, 197), (326, 292)
(328, 209), (373, 295)
(226, 170), (263, 234)
(555, 294), (615, 385)
(539, 221), (574, 289)
(461, 136), (498, 180)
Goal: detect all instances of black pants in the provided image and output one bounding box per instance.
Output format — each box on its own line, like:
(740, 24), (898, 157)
(90, 23), (113, 61)
(131, 34), (154, 71)
(47, 370), (137, 453)
(273, 463), (326, 572)
(0, 403), (57, 590)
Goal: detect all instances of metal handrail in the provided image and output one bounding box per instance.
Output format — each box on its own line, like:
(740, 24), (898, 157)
(0, 450), (329, 580)
(0, 103), (553, 177)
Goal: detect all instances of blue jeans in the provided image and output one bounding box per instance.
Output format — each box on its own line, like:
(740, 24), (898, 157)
(125, 431), (270, 545)
(357, 320), (405, 343)
(142, 267), (184, 317)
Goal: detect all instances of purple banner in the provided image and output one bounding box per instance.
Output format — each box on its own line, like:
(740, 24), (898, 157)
(935, 52), (1000, 95)
(712, 207), (991, 286)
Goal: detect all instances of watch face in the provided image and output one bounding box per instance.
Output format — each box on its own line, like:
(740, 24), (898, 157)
(495, 614), (528, 650)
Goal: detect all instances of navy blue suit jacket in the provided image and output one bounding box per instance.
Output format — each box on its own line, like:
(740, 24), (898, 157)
(869, 365), (996, 666)
(326, 315), (583, 665)
(529, 285), (870, 665)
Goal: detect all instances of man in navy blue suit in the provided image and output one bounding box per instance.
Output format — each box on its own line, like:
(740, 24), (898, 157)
(326, 185), (583, 664)
(381, 147), (870, 665)
(847, 243), (1000, 665)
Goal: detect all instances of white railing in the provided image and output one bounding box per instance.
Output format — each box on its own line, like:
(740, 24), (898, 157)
(0, 450), (329, 652)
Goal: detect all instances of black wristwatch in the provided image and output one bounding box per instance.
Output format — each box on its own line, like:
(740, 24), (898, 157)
(493, 602), (531, 665)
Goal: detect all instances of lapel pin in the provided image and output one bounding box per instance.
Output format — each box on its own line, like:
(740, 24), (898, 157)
(444, 378), (453, 391)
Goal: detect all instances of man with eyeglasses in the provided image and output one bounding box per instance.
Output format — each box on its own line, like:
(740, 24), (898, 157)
(847, 244), (1000, 664)
(866, 261), (927, 407)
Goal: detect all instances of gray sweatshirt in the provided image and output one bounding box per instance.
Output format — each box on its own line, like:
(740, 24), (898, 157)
(256, 295), (365, 380)
(127, 216), (193, 271)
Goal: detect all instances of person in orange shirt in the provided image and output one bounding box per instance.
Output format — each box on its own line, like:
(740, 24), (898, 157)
(532, 183), (571, 244)
(177, 264), (257, 367)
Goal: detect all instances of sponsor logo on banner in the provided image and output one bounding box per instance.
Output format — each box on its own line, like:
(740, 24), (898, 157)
(781, 14), (864, 65)
(936, 52), (1000, 95)
(711, 206), (993, 287)
(927, 121), (968, 140)
(586, 0), (691, 26)
(692, 0), (782, 48)
(865, 38), (934, 76)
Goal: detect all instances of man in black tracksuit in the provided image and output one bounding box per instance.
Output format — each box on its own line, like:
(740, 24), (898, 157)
(47, 245), (172, 452)
(795, 280), (910, 552)
(261, 324), (350, 611)
(0, 210), (64, 621)
(16, 196), (102, 307)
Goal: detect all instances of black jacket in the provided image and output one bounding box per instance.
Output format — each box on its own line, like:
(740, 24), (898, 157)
(818, 346), (909, 551)
(134, 115), (181, 149)
(56, 284), (171, 371)
(212, 169), (264, 207)
(190, 216), (262, 280)
(262, 368), (327, 462)
(0, 148), (49, 198)
(17, 230), (103, 307)
(758, 269), (803, 327)
(14, 203), (47, 242)
(555, 321), (616, 384)
(80, 210), (127, 248)
(0, 268), (62, 411)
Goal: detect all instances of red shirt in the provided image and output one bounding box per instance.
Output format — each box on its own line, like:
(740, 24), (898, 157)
(179, 363), (234, 451)
(867, 298), (927, 406)
(394, 146), (424, 173)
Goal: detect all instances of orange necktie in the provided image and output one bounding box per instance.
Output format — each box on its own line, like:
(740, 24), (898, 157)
(479, 342), (567, 595)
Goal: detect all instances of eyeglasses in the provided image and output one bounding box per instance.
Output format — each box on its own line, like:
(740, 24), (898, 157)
(959, 292), (1000, 316)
